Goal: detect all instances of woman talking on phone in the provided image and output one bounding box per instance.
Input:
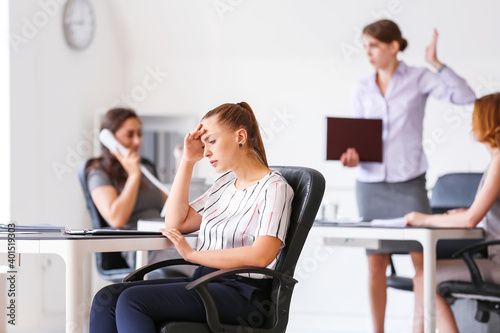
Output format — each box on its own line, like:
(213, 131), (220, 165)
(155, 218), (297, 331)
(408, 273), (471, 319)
(86, 108), (180, 271)
(340, 20), (475, 332)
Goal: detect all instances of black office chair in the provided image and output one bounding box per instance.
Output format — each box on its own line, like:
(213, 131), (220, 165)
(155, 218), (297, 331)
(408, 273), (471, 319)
(78, 157), (158, 282)
(123, 166), (326, 333)
(438, 240), (500, 325)
(387, 173), (484, 292)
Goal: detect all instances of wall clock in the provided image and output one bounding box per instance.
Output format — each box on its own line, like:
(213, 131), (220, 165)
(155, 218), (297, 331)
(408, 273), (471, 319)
(63, 0), (95, 50)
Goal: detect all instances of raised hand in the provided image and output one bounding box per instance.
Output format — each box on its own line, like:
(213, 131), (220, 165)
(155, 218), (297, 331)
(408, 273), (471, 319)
(425, 28), (443, 70)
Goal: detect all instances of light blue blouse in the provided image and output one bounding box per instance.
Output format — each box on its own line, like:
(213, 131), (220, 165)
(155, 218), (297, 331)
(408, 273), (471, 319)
(351, 61), (476, 183)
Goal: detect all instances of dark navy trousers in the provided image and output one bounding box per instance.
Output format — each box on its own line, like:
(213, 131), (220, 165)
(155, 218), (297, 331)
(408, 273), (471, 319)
(89, 266), (272, 333)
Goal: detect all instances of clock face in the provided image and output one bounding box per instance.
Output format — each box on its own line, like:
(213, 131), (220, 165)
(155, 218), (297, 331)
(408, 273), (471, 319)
(63, 0), (95, 50)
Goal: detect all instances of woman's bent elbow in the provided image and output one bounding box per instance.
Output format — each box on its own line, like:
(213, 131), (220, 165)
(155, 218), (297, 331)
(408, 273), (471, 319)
(107, 217), (128, 229)
(248, 256), (274, 268)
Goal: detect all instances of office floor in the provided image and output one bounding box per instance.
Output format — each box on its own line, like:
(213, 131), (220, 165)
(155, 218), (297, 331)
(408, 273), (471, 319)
(286, 299), (496, 333)
(287, 288), (414, 333)
(287, 313), (410, 333)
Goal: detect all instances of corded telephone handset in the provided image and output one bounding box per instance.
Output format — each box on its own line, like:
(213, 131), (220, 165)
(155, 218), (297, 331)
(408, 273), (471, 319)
(99, 129), (170, 216)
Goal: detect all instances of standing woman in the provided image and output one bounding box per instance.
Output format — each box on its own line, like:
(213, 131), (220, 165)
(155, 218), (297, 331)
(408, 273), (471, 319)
(89, 102), (294, 332)
(340, 20), (475, 332)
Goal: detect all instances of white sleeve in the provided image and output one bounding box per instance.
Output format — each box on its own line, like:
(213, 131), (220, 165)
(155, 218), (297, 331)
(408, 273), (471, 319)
(256, 180), (294, 247)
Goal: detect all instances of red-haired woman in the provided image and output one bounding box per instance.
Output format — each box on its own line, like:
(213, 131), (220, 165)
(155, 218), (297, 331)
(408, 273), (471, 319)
(89, 102), (294, 333)
(406, 93), (500, 333)
(340, 19), (476, 332)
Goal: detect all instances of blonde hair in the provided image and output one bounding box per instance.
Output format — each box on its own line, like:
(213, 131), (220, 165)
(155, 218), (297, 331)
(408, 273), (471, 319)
(472, 93), (500, 148)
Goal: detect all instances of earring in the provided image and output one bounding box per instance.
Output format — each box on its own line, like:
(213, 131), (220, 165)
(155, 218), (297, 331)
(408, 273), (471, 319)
(239, 143), (243, 148)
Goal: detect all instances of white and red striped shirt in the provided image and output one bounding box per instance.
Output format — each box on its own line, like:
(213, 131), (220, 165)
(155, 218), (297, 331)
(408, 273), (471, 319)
(190, 170), (294, 275)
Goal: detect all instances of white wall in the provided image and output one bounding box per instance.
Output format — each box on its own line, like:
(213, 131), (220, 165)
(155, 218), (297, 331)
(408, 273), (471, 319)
(10, 0), (125, 229)
(7, 0), (500, 332)
(9, 0), (125, 331)
(105, 0), (498, 206)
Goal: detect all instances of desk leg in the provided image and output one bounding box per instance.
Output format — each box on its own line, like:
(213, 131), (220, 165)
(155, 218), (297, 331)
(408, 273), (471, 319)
(62, 244), (86, 333)
(422, 231), (437, 333)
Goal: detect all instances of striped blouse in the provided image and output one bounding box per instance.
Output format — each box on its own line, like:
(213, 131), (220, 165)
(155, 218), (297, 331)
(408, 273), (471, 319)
(190, 170), (294, 275)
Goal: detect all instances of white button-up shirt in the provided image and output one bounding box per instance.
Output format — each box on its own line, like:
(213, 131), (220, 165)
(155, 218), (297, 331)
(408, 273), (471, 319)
(351, 61), (476, 183)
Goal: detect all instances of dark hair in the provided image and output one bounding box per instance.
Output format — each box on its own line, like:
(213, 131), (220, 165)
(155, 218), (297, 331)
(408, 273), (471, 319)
(86, 108), (141, 188)
(363, 19), (408, 51)
(202, 102), (268, 167)
(472, 93), (500, 148)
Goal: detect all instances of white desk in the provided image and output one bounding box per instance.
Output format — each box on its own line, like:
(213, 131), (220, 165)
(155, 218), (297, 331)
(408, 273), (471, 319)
(0, 232), (197, 333)
(310, 223), (484, 333)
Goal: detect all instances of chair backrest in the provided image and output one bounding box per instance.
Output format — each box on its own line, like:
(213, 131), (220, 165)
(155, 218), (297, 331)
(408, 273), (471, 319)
(430, 173), (483, 214)
(272, 166), (326, 280)
(78, 158), (109, 229)
(78, 157), (158, 280)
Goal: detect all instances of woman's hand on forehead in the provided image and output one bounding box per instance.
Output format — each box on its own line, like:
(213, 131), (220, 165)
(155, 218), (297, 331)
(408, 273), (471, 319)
(189, 124), (206, 141)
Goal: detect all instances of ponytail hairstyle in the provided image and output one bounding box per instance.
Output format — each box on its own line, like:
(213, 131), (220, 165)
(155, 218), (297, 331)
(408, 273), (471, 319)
(202, 102), (268, 167)
(86, 108), (141, 188)
(363, 19), (408, 51)
(472, 93), (500, 148)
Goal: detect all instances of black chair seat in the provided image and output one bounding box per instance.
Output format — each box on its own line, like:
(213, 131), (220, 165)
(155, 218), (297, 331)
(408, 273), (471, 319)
(439, 281), (500, 303)
(387, 275), (413, 292)
(438, 240), (500, 324)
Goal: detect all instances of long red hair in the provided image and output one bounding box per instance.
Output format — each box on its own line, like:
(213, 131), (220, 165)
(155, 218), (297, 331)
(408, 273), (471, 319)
(472, 93), (500, 148)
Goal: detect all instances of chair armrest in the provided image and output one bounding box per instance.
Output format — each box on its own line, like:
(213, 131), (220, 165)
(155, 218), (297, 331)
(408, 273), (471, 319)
(452, 240), (500, 288)
(123, 258), (199, 282)
(186, 266), (297, 290)
(186, 266), (298, 333)
(452, 239), (500, 258)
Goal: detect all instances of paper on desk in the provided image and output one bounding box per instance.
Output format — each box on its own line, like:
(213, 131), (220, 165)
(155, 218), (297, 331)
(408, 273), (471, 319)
(369, 217), (406, 227)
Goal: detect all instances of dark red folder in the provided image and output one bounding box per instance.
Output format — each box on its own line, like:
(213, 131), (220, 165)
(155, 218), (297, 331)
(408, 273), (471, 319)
(326, 117), (383, 162)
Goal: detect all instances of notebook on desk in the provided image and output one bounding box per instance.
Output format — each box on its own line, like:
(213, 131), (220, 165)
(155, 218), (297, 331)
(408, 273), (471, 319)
(1, 224), (65, 232)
